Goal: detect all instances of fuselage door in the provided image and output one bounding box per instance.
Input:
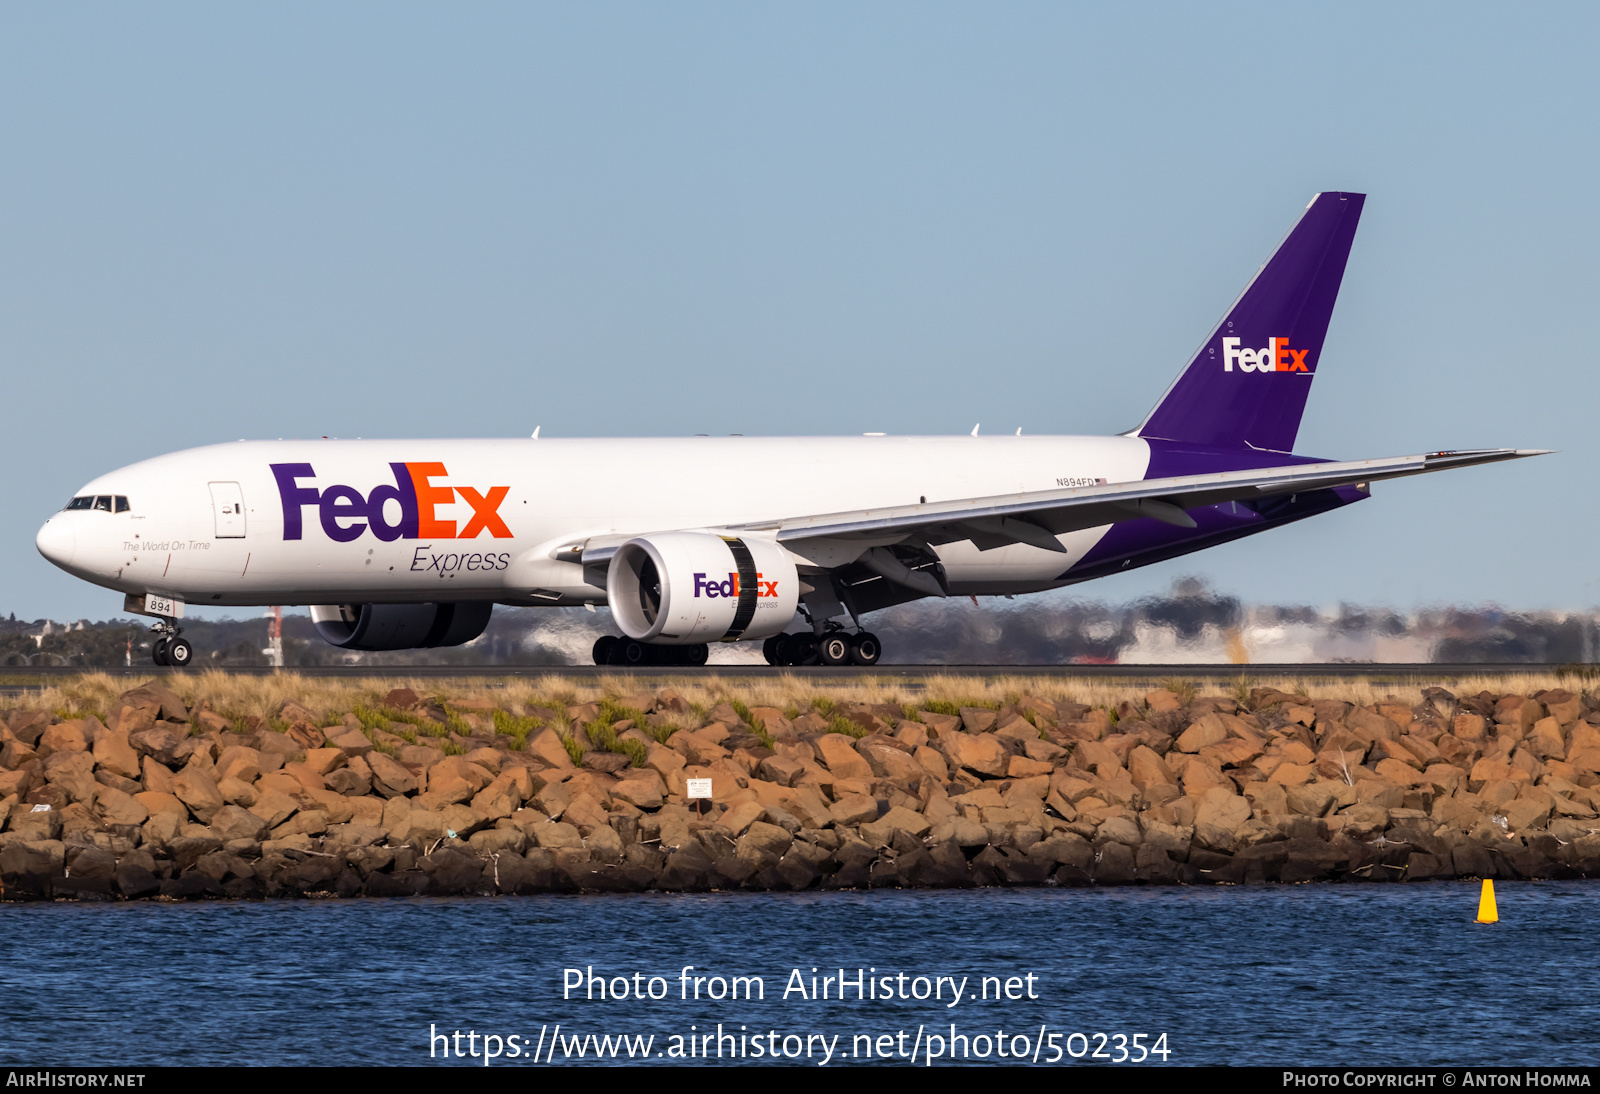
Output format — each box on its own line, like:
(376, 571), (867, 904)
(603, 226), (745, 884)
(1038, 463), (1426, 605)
(209, 482), (247, 538)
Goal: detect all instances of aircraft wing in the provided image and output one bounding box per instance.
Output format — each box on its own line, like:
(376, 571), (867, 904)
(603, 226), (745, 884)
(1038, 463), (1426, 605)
(731, 448), (1547, 552)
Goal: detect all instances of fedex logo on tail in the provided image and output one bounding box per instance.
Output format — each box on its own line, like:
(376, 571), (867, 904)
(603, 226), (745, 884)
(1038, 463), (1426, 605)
(1222, 337), (1310, 373)
(693, 572), (780, 598)
(271, 462), (512, 543)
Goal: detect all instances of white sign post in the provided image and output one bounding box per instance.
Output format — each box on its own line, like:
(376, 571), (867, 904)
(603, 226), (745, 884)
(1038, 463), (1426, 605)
(686, 777), (713, 817)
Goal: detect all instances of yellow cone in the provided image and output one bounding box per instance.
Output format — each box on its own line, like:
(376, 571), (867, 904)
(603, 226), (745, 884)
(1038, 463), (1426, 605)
(1475, 878), (1499, 924)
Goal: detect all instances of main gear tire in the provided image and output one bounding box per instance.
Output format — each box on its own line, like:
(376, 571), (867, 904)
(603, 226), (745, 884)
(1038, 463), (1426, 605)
(788, 633), (819, 667)
(849, 632), (882, 666)
(818, 633), (852, 665)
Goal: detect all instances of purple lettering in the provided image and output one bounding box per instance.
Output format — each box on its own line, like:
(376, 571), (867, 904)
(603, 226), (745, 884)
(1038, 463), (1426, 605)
(368, 464), (420, 542)
(271, 463), (320, 541)
(319, 485), (368, 543)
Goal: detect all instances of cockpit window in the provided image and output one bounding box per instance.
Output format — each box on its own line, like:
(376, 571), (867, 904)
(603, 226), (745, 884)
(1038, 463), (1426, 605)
(63, 495), (131, 513)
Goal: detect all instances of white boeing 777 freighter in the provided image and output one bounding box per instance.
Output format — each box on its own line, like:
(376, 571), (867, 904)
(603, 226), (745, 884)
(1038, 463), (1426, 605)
(36, 193), (1542, 667)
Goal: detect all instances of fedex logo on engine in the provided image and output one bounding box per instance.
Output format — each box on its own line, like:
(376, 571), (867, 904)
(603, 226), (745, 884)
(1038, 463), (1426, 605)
(271, 462), (512, 543)
(1221, 337), (1310, 373)
(693, 572), (780, 598)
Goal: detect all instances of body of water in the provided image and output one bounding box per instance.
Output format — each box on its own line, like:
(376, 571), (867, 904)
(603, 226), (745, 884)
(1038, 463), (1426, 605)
(1, 881), (1589, 1066)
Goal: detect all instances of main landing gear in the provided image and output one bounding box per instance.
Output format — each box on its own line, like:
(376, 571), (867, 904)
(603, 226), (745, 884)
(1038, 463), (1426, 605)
(589, 631), (882, 668)
(150, 619), (193, 668)
(592, 635), (710, 667)
(763, 630), (881, 667)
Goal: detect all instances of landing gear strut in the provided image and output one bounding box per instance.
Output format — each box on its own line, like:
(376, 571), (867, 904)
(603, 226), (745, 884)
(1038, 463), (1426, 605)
(150, 619), (193, 668)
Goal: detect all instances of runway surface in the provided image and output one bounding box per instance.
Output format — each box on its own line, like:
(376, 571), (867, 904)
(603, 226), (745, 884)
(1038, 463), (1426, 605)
(0, 662), (1585, 689)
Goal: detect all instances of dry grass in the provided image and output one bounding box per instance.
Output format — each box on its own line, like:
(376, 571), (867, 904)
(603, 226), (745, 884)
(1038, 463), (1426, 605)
(20, 668), (1594, 724)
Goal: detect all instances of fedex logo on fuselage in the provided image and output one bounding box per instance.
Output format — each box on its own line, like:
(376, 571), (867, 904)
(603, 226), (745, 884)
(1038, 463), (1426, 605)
(693, 572), (780, 598)
(271, 462), (512, 543)
(1222, 337), (1310, 373)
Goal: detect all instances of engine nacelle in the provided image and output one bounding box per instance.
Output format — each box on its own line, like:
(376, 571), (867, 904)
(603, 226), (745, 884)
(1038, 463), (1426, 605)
(309, 602), (494, 650)
(607, 532), (799, 644)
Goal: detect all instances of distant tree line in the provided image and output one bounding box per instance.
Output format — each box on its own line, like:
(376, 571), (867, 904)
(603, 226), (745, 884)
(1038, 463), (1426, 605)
(3, 585), (1595, 667)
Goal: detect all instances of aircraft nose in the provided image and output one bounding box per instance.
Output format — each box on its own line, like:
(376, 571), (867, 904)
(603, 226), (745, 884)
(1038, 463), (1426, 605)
(36, 517), (76, 570)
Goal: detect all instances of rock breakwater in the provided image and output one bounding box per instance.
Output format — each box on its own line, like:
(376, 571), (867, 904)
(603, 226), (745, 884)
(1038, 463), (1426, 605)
(3, 678), (1600, 899)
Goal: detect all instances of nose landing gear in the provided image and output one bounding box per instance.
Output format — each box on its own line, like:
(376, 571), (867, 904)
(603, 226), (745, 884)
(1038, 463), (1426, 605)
(150, 620), (193, 668)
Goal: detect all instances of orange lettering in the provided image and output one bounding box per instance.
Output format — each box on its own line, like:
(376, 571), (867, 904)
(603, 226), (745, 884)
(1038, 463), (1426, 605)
(406, 462), (457, 538)
(457, 486), (512, 539)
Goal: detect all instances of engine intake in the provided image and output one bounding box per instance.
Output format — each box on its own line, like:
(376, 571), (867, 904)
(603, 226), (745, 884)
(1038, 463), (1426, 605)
(606, 532), (798, 644)
(310, 602), (493, 650)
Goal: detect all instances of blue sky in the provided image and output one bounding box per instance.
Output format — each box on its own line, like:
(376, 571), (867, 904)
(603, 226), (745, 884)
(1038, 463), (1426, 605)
(3, 3), (1596, 622)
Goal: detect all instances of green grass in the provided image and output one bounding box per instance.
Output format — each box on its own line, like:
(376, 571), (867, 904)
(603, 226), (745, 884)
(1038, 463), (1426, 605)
(921, 699), (999, 717)
(811, 696), (839, 718)
(441, 711), (477, 738)
(491, 708), (544, 748)
(826, 716), (867, 739)
(263, 716), (296, 738)
(54, 706), (98, 723)
(353, 704), (424, 730)
(589, 722), (620, 753)
(594, 697), (648, 730)
(619, 738), (648, 768)
(749, 718), (775, 749)
(599, 697), (675, 745)
(558, 731), (584, 765)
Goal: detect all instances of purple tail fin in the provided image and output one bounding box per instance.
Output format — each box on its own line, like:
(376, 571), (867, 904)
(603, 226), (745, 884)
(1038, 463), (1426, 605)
(1134, 192), (1365, 453)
